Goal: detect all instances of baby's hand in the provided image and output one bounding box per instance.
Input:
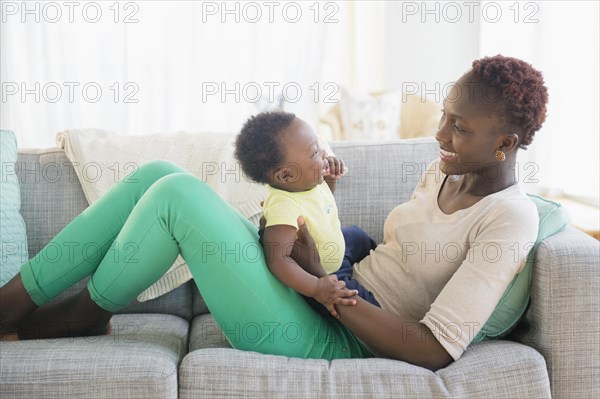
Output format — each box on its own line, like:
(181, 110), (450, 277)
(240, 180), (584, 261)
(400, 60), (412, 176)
(324, 156), (347, 182)
(313, 275), (358, 318)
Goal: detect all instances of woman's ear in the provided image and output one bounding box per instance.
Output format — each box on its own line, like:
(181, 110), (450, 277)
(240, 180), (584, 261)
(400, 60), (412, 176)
(497, 133), (520, 153)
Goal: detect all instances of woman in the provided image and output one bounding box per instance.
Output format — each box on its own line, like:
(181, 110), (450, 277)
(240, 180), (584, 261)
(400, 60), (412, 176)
(0, 55), (547, 371)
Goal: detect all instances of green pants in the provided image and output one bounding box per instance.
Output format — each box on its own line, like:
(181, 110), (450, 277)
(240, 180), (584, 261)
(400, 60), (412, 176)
(20, 160), (371, 360)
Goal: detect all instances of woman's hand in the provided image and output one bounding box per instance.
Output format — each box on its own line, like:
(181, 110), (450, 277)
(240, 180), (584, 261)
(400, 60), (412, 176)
(289, 216), (324, 275)
(259, 214), (325, 275)
(312, 274), (358, 319)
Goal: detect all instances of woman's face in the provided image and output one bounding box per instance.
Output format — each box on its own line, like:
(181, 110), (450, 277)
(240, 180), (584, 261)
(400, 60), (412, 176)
(274, 117), (328, 191)
(435, 77), (507, 176)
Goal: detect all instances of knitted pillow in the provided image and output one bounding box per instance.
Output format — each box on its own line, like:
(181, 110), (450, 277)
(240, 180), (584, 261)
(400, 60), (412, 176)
(473, 194), (570, 342)
(0, 130), (29, 287)
(339, 88), (402, 140)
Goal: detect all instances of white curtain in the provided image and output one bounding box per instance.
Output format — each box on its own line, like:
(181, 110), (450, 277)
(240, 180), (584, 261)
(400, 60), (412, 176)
(1, 1), (598, 201)
(478, 0), (599, 201)
(1, 1), (384, 148)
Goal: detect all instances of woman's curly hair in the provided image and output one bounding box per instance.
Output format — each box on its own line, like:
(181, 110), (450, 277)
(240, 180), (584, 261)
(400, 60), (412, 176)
(471, 55), (548, 149)
(234, 111), (296, 184)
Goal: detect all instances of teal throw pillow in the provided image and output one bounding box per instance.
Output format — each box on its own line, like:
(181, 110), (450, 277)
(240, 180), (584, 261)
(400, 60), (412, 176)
(0, 130), (29, 287)
(473, 194), (571, 342)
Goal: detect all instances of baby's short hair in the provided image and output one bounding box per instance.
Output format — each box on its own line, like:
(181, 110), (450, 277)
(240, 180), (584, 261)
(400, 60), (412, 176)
(235, 111), (296, 184)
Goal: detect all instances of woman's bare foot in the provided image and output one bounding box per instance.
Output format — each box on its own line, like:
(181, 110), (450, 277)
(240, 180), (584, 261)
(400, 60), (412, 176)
(0, 331), (20, 341)
(0, 273), (39, 335)
(17, 288), (113, 340)
(0, 322), (112, 341)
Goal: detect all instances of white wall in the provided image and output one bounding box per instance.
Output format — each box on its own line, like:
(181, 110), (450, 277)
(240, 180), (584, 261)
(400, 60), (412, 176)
(382, 1), (599, 201)
(384, 1), (480, 103)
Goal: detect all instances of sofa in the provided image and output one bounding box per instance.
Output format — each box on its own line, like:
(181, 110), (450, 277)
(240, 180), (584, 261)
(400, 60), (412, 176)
(1, 137), (599, 398)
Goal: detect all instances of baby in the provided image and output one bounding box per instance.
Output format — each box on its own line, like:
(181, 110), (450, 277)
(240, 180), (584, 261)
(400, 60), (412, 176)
(235, 111), (381, 318)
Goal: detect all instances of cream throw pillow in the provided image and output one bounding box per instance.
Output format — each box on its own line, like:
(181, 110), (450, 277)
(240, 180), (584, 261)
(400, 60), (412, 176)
(339, 88), (402, 140)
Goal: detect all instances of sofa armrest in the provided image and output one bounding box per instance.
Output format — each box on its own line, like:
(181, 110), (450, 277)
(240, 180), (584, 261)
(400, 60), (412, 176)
(510, 225), (600, 399)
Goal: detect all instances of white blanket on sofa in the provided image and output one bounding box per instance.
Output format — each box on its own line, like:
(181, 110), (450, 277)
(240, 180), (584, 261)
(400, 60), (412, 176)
(56, 128), (270, 302)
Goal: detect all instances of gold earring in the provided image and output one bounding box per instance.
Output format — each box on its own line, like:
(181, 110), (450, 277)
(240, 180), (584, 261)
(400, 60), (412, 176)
(495, 149), (506, 162)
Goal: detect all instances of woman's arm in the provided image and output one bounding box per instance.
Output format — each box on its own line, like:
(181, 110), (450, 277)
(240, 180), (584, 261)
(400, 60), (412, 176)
(335, 297), (453, 371)
(290, 220), (453, 371)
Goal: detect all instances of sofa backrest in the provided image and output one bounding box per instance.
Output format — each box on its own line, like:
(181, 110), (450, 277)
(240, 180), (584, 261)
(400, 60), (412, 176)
(330, 137), (439, 244)
(16, 148), (194, 320)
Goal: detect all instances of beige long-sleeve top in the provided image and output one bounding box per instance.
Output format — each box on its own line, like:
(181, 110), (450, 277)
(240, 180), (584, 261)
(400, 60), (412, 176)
(353, 159), (539, 360)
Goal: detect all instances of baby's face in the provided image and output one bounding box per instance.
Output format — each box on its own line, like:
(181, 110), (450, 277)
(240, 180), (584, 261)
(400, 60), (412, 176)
(275, 118), (328, 192)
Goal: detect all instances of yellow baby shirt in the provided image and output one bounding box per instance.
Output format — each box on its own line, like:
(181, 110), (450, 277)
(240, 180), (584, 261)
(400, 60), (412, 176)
(263, 183), (344, 273)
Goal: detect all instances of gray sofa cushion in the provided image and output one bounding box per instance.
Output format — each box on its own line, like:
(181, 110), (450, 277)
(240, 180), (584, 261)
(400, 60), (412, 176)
(185, 313), (552, 398)
(330, 137), (439, 243)
(188, 313), (231, 351)
(16, 149), (193, 320)
(0, 313), (188, 399)
(179, 341), (550, 398)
